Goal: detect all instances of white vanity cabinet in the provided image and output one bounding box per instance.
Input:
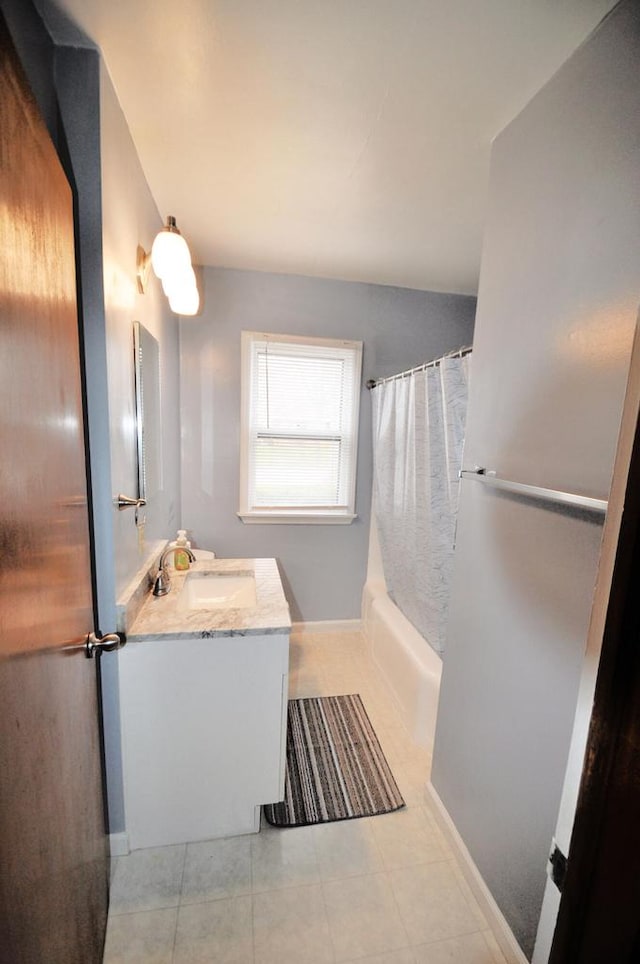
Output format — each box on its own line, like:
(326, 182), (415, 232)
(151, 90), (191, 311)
(118, 630), (289, 849)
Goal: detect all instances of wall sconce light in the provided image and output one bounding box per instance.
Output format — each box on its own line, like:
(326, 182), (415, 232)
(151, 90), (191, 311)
(137, 215), (200, 316)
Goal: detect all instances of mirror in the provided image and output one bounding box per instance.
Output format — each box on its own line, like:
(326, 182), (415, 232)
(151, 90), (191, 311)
(133, 321), (162, 502)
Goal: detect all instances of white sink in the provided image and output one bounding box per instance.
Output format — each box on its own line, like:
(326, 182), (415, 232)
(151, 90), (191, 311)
(179, 571), (257, 610)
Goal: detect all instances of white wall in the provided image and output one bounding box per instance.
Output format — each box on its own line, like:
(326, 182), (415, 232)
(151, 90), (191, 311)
(179, 267), (476, 622)
(432, 1), (640, 957)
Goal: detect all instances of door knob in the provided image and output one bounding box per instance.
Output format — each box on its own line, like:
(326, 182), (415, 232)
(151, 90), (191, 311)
(85, 632), (125, 658)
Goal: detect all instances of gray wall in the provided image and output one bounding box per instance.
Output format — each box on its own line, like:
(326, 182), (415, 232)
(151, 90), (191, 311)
(96, 62), (181, 833)
(99, 64), (181, 592)
(432, 1), (640, 957)
(180, 268), (475, 621)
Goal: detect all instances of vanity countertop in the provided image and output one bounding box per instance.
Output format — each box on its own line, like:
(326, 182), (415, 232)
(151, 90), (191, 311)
(126, 557), (291, 641)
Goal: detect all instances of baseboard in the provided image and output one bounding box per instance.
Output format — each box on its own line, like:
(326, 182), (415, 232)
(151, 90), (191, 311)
(109, 831), (130, 857)
(291, 619), (362, 634)
(426, 782), (528, 964)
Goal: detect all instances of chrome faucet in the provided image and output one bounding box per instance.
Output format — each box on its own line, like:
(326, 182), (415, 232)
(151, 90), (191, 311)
(152, 545), (197, 597)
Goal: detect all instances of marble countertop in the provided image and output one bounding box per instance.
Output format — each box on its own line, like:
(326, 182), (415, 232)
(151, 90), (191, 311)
(127, 558), (291, 641)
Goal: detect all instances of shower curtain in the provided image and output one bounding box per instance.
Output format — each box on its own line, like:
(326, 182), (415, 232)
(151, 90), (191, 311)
(371, 354), (470, 655)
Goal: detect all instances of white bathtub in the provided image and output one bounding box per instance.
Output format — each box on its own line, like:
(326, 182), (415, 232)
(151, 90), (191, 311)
(362, 579), (442, 748)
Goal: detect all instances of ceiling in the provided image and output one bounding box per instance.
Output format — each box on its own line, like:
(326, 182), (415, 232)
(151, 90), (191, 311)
(50, 0), (616, 294)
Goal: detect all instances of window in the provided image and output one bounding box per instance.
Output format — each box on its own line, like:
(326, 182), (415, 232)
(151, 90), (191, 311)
(239, 331), (363, 523)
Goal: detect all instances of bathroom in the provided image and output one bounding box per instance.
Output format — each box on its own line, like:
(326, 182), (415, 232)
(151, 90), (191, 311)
(2, 0), (640, 962)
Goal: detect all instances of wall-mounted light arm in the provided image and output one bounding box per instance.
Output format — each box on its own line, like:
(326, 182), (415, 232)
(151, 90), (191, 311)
(136, 244), (152, 294)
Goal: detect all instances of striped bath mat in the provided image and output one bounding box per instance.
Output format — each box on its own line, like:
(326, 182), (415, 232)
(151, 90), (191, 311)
(264, 694), (405, 827)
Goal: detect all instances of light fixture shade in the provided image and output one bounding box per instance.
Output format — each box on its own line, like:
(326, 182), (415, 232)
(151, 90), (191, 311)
(151, 217), (192, 279)
(143, 215), (199, 315)
(161, 264), (197, 299)
(169, 284), (200, 316)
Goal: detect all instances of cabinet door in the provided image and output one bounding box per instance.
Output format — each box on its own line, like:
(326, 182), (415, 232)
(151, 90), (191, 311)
(119, 633), (289, 848)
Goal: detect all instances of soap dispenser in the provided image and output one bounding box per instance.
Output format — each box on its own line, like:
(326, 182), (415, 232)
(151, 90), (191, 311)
(174, 530), (192, 571)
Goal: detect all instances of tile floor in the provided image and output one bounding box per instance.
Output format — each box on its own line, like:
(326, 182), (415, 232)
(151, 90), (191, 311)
(104, 631), (507, 963)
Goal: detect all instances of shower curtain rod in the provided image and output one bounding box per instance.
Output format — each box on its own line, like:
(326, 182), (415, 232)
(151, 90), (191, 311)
(366, 345), (472, 390)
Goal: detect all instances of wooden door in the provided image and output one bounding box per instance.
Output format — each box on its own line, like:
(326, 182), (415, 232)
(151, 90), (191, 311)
(0, 12), (109, 963)
(548, 319), (640, 960)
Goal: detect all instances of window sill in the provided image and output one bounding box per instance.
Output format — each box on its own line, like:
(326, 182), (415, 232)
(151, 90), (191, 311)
(237, 511), (358, 525)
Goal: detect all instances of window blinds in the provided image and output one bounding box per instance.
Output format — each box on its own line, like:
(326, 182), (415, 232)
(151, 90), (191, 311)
(246, 335), (361, 513)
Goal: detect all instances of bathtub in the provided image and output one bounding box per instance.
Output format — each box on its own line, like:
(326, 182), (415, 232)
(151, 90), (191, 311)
(362, 579), (442, 748)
